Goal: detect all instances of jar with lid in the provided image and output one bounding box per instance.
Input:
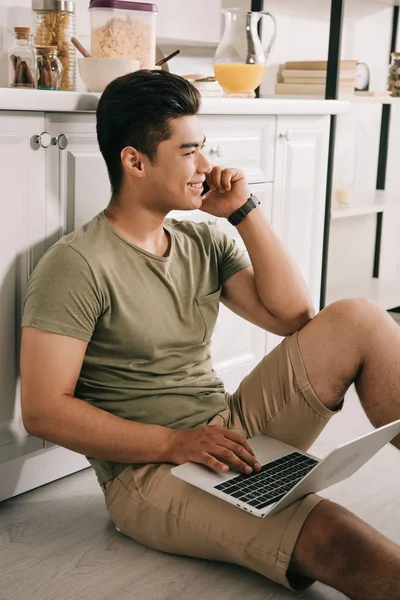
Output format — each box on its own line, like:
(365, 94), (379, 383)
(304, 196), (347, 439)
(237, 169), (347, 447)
(36, 45), (64, 89)
(388, 51), (400, 97)
(89, 0), (157, 69)
(8, 27), (37, 89)
(32, 0), (76, 91)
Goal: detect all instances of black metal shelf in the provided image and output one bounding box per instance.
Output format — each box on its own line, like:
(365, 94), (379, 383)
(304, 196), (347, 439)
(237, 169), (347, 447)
(252, 0), (399, 308)
(321, 1), (399, 308)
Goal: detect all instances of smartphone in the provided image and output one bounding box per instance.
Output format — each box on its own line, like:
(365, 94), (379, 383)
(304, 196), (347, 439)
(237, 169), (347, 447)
(201, 181), (210, 196)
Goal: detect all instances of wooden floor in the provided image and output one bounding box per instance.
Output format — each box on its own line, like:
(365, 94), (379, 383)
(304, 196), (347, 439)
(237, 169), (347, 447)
(1, 386), (399, 600)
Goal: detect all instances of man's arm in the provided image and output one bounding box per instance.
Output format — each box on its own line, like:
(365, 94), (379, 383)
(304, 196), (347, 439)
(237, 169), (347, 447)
(223, 205), (315, 336)
(21, 327), (172, 464)
(201, 166), (315, 336)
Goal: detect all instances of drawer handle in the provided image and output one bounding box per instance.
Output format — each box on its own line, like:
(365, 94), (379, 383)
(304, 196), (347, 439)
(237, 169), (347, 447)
(209, 144), (223, 158)
(279, 130), (292, 142)
(52, 133), (69, 150)
(33, 131), (51, 148)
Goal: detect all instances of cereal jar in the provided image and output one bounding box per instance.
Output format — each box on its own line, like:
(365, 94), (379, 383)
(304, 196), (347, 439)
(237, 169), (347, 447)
(89, 1), (158, 69)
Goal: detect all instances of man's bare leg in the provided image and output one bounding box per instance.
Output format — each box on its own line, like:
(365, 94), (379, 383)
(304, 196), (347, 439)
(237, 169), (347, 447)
(287, 298), (400, 598)
(289, 499), (400, 600)
(298, 298), (400, 448)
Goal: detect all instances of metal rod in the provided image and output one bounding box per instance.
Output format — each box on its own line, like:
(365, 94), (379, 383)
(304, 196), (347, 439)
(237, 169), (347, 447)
(376, 104), (391, 191)
(320, 115), (337, 310)
(325, 0), (345, 100)
(320, 0), (345, 309)
(373, 213), (383, 278)
(390, 6), (399, 60)
(372, 6), (398, 282)
(251, 0), (264, 98)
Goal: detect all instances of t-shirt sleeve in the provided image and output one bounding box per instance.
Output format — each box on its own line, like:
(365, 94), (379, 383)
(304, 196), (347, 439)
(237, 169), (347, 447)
(22, 243), (103, 342)
(210, 226), (251, 285)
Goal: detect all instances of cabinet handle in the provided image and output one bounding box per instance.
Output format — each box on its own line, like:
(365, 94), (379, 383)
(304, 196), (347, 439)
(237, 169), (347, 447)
(51, 133), (69, 150)
(209, 144), (223, 158)
(279, 130), (293, 142)
(33, 131), (52, 148)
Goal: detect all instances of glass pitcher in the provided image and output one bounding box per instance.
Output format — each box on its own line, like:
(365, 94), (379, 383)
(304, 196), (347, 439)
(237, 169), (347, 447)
(214, 7), (277, 98)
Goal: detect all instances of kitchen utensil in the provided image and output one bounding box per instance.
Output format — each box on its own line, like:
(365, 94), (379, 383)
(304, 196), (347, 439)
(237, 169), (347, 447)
(214, 7), (277, 98)
(156, 49), (180, 66)
(71, 36), (91, 58)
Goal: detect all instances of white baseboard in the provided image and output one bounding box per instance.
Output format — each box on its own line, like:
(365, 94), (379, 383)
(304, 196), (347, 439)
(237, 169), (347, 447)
(0, 445), (90, 503)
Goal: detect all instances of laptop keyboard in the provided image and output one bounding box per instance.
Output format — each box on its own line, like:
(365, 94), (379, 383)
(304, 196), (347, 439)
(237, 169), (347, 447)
(214, 452), (319, 510)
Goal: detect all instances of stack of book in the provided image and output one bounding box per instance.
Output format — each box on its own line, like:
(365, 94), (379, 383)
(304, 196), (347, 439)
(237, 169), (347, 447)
(275, 60), (357, 96)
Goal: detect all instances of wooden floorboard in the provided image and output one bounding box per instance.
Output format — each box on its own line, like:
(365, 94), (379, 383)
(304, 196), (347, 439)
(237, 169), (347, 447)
(0, 386), (399, 600)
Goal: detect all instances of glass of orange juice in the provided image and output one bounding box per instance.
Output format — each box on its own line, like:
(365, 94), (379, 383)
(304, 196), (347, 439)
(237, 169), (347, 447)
(214, 8), (277, 98)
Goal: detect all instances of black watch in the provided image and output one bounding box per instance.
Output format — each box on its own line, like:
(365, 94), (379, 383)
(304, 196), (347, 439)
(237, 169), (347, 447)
(227, 194), (260, 226)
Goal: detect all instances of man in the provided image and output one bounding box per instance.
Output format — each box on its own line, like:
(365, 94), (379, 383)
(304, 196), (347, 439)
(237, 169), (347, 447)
(21, 70), (400, 598)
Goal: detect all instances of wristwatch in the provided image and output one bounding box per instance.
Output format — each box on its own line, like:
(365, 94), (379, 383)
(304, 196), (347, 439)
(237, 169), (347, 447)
(227, 194), (260, 226)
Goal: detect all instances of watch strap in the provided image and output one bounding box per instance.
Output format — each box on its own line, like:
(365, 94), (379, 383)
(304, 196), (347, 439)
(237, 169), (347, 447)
(227, 194), (260, 226)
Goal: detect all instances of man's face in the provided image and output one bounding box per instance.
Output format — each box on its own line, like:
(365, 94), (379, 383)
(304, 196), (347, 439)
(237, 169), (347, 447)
(142, 115), (213, 213)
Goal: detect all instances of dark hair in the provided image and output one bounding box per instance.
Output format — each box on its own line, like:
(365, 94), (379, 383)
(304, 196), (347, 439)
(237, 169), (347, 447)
(96, 69), (201, 194)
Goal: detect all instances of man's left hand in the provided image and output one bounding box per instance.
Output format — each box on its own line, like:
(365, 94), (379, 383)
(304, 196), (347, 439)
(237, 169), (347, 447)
(201, 166), (250, 218)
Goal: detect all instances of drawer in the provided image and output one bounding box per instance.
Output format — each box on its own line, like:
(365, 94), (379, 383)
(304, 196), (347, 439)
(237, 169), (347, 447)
(167, 182), (272, 249)
(199, 115), (275, 184)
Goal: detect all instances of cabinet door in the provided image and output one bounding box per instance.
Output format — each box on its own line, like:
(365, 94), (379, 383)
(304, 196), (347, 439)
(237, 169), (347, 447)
(0, 113), (46, 464)
(45, 114), (110, 242)
(267, 116), (330, 353)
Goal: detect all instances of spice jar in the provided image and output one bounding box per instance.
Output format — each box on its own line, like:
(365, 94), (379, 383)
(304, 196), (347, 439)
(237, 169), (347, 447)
(32, 0), (76, 91)
(388, 51), (400, 97)
(8, 27), (37, 89)
(36, 45), (63, 89)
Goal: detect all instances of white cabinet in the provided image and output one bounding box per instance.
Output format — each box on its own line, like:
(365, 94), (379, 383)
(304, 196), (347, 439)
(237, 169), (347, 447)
(0, 113), (46, 469)
(267, 115), (330, 353)
(45, 114), (110, 243)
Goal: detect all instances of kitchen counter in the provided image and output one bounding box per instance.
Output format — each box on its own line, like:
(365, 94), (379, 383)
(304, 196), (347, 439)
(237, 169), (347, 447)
(0, 88), (350, 115)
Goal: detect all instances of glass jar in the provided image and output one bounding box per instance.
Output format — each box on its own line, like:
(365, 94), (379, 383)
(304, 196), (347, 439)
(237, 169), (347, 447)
(32, 0), (76, 91)
(388, 51), (400, 97)
(36, 45), (63, 90)
(8, 27), (37, 89)
(89, 0), (158, 69)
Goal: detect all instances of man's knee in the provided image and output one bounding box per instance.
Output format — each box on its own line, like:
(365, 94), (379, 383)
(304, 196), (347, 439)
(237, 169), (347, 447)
(289, 499), (369, 581)
(322, 298), (382, 332)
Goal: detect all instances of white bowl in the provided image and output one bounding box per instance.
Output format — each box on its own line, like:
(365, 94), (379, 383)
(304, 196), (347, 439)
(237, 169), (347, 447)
(78, 57), (141, 93)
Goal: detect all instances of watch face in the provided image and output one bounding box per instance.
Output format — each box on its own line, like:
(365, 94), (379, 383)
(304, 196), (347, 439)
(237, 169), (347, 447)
(356, 62), (370, 91)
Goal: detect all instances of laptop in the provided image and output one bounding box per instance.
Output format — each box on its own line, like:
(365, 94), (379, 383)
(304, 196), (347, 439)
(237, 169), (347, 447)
(171, 418), (400, 518)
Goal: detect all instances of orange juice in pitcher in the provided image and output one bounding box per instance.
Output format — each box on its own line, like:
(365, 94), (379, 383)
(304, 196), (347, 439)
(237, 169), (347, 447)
(214, 64), (266, 96)
(214, 8), (277, 98)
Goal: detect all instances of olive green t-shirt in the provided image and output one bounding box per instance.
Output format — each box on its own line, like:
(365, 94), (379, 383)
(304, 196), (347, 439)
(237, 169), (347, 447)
(22, 211), (250, 485)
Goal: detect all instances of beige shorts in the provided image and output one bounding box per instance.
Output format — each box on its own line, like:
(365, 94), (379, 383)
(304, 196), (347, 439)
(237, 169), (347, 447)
(102, 332), (341, 591)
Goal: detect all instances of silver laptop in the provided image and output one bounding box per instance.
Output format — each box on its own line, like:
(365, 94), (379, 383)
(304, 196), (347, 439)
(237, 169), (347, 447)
(171, 418), (400, 518)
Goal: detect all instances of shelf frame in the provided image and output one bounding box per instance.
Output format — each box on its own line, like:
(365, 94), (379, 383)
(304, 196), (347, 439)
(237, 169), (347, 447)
(320, 2), (400, 310)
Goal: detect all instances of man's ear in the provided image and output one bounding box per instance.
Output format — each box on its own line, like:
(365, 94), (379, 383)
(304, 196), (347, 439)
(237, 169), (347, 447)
(120, 146), (146, 178)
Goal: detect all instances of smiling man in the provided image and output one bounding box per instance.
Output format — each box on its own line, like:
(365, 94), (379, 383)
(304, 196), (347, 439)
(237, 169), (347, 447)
(20, 70), (400, 599)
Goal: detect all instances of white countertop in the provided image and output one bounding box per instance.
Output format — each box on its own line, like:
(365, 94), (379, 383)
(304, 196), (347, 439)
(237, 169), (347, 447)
(0, 88), (350, 115)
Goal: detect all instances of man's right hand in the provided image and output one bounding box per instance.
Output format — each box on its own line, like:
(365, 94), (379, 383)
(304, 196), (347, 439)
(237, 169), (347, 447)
(167, 425), (262, 475)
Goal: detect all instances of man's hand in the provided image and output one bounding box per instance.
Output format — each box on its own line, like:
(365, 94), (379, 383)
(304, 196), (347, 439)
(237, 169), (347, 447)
(201, 166), (250, 218)
(166, 425), (262, 474)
